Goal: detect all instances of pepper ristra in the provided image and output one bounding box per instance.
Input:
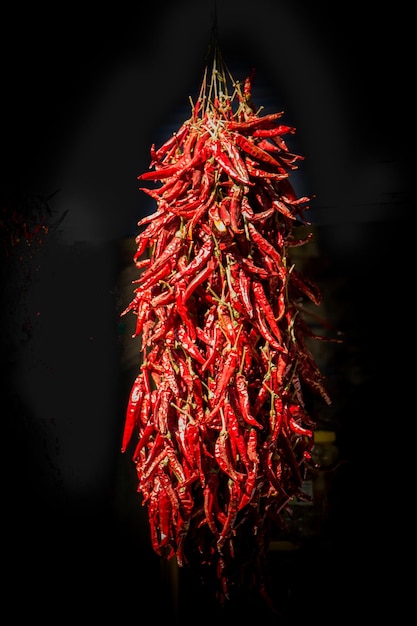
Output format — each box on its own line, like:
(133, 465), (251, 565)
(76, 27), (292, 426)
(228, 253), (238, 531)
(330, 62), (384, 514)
(121, 49), (336, 606)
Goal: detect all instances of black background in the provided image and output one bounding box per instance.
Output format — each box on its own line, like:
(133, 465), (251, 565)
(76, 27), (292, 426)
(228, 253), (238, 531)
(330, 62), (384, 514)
(1, 1), (413, 623)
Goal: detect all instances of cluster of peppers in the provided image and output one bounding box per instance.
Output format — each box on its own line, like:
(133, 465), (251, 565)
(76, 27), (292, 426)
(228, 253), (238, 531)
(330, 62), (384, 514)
(121, 56), (331, 602)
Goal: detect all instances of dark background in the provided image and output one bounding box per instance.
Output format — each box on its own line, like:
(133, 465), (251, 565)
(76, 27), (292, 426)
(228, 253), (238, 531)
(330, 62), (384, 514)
(1, 1), (413, 623)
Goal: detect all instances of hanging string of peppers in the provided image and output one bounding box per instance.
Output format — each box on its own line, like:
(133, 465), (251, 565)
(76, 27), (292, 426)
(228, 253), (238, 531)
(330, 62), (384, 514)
(121, 46), (333, 604)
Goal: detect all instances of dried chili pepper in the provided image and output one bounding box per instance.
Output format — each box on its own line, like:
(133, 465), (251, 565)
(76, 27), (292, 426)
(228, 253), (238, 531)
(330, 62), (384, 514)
(121, 44), (337, 608)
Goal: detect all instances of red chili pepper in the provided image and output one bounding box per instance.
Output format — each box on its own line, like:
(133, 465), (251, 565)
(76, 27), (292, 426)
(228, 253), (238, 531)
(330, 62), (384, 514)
(271, 197), (297, 220)
(171, 237), (214, 284)
(133, 260), (174, 299)
(228, 185), (244, 234)
(150, 288), (175, 309)
(175, 280), (197, 341)
(247, 221), (283, 269)
(128, 294), (152, 338)
(146, 305), (177, 345)
(248, 428), (259, 464)
(237, 462), (257, 511)
(138, 163), (183, 181)
(161, 350), (180, 397)
(217, 478), (240, 551)
(121, 374), (144, 452)
(142, 232), (183, 277)
(203, 472), (221, 539)
(251, 279), (282, 343)
(210, 139), (251, 186)
(252, 375), (270, 418)
(155, 474), (175, 552)
(137, 365), (152, 426)
(138, 443), (169, 485)
(219, 133), (251, 184)
(206, 347), (238, 420)
(230, 249), (272, 279)
(226, 110), (285, 132)
(148, 494), (163, 555)
(233, 132), (283, 170)
(253, 302), (285, 352)
(214, 429), (243, 482)
(165, 447), (186, 483)
(132, 421), (156, 462)
(243, 67), (256, 102)
(184, 421), (206, 486)
(235, 373), (263, 430)
(252, 125), (296, 138)
(224, 400), (250, 470)
(152, 121), (190, 163)
(201, 321), (224, 375)
(187, 190), (216, 237)
(259, 444), (289, 497)
(245, 160), (289, 180)
(153, 383), (174, 434)
(175, 325), (206, 365)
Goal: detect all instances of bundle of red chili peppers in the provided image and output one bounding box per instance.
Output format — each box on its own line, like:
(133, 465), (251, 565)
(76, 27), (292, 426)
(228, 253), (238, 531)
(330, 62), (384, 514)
(121, 53), (331, 604)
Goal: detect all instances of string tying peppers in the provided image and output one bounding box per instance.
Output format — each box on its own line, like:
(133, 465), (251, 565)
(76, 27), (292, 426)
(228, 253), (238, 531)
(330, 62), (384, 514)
(121, 49), (338, 606)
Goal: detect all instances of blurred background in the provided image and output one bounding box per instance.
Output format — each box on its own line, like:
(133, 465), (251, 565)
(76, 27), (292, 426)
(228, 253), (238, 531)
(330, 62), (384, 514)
(1, 1), (413, 623)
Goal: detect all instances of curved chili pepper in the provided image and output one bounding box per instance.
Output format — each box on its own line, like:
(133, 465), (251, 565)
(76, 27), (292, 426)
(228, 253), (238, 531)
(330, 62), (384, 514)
(217, 478), (240, 552)
(251, 279), (282, 343)
(214, 429), (244, 482)
(246, 160), (289, 180)
(146, 305), (177, 346)
(150, 288), (175, 309)
(182, 257), (217, 304)
(121, 374), (144, 452)
(165, 446), (187, 484)
(253, 303), (285, 352)
(132, 421), (156, 462)
(230, 250), (272, 279)
(153, 383), (174, 434)
(235, 373), (263, 430)
(233, 132), (282, 169)
(228, 184), (244, 234)
(130, 294), (152, 338)
(226, 110), (284, 132)
(171, 237), (214, 284)
(201, 321), (224, 375)
(237, 462), (257, 511)
(161, 350), (180, 397)
(209, 139), (251, 186)
(138, 163), (183, 181)
(219, 133), (251, 184)
(237, 267), (253, 319)
(175, 279), (197, 341)
(152, 121), (190, 163)
(224, 400), (250, 470)
(247, 221), (283, 269)
(141, 232), (183, 278)
(203, 472), (221, 539)
(138, 445), (169, 486)
(287, 416), (313, 438)
(175, 325), (206, 365)
(246, 427), (259, 464)
(207, 347), (238, 419)
(259, 444), (289, 498)
(156, 483), (173, 549)
(252, 125), (296, 138)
